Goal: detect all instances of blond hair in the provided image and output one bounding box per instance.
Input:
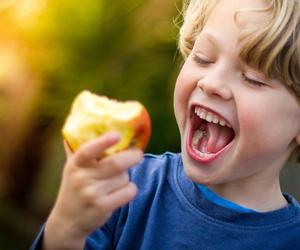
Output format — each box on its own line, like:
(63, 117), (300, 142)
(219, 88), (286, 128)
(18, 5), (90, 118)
(179, 0), (300, 162)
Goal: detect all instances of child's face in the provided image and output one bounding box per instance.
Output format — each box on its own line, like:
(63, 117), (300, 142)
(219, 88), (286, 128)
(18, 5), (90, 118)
(174, 0), (300, 187)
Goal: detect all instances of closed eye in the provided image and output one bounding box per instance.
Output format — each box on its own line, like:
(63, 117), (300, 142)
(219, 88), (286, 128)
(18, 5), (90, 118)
(242, 74), (267, 87)
(192, 54), (213, 65)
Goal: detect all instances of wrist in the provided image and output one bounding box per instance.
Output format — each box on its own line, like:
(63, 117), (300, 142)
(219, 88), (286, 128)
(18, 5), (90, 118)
(42, 213), (87, 250)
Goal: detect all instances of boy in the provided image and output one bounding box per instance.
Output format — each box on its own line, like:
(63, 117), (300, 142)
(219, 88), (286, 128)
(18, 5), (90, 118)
(31, 0), (300, 249)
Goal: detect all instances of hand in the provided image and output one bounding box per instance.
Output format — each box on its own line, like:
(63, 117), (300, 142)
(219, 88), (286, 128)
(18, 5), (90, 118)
(42, 132), (143, 250)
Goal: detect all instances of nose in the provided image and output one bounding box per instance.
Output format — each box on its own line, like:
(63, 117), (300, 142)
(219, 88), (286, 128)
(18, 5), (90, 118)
(197, 73), (233, 100)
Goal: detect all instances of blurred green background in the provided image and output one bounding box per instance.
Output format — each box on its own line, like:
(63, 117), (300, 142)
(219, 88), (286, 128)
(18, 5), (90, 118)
(0, 0), (299, 249)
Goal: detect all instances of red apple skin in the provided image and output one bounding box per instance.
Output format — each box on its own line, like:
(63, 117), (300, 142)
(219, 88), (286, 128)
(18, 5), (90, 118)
(128, 106), (151, 151)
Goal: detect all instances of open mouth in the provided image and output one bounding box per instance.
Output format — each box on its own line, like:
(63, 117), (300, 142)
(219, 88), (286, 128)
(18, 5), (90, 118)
(187, 106), (235, 162)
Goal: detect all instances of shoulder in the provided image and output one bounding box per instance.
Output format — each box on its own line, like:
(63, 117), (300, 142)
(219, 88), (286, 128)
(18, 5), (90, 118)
(129, 152), (182, 206)
(138, 151), (181, 168)
(284, 193), (300, 225)
(129, 152), (182, 184)
(280, 194), (300, 247)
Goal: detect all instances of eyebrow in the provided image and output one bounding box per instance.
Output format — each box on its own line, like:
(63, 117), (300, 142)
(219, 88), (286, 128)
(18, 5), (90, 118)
(195, 32), (220, 49)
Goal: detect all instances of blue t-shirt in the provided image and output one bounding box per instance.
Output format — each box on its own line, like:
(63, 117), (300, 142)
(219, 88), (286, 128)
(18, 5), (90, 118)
(30, 152), (300, 250)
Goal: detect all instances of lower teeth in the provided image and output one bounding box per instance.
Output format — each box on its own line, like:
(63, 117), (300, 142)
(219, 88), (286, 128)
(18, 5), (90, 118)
(192, 130), (203, 146)
(192, 143), (212, 157)
(192, 129), (212, 157)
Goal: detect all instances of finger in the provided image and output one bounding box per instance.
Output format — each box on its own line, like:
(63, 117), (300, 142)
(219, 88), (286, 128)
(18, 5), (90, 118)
(63, 140), (74, 159)
(74, 132), (121, 166)
(79, 172), (130, 198)
(95, 172), (130, 194)
(100, 182), (137, 211)
(92, 149), (143, 179)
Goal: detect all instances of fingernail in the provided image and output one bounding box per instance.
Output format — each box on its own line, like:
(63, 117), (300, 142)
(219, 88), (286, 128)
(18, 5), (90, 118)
(109, 131), (121, 140)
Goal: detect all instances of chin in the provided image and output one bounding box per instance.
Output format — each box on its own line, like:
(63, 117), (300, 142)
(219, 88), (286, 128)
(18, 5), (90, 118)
(181, 148), (215, 185)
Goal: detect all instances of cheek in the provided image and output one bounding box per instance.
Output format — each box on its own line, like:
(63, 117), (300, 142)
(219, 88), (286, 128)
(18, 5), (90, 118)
(240, 109), (272, 133)
(239, 107), (276, 154)
(238, 99), (299, 156)
(238, 99), (265, 133)
(173, 66), (196, 130)
(173, 82), (186, 133)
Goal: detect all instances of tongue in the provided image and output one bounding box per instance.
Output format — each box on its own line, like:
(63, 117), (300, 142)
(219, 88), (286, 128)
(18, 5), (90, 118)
(203, 122), (234, 153)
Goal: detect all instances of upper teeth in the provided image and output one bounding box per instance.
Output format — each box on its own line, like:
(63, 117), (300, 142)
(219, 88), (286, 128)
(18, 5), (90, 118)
(195, 107), (231, 128)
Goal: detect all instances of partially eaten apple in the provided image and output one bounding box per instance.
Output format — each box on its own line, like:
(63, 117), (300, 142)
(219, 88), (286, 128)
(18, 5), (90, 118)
(62, 90), (151, 156)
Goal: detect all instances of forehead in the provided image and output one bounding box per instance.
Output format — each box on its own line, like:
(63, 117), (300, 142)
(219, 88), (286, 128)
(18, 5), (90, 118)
(203, 0), (270, 32)
(193, 0), (272, 54)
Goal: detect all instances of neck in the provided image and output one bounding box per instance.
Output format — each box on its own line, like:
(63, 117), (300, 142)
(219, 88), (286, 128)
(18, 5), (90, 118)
(208, 177), (287, 212)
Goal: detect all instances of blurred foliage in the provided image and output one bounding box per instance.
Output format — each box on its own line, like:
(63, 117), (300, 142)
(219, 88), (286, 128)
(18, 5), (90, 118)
(29, 0), (183, 153)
